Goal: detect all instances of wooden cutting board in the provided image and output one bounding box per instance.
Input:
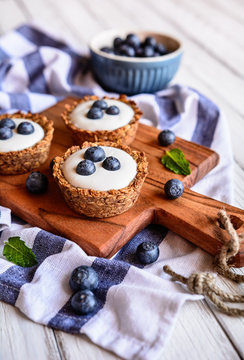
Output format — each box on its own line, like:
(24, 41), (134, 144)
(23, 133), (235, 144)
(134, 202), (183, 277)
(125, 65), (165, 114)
(1, 98), (244, 266)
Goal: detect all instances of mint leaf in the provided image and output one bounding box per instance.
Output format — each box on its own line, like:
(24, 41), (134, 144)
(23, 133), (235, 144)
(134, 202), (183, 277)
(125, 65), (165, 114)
(3, 237), (38, 267)
(161, 148), (191, 175)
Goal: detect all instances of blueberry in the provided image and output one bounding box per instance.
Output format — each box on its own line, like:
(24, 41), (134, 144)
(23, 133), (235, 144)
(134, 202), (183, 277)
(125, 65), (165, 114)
(142, 45), (154, 57)
(87, 107), (103, 120)
(106, 105), (120, 115)
(126, 46), (136, 57)
(144, 36), (157, 48)
(113, 37), (123, 49)
(84, 146), (105, 162)
(26, 172), (48, 194)
(69, 265), (98, 292)
(164, 179), (184, 199)
(156, 43), (167, 55)
(136, 241), (159, 264)
(125, 33), (140, 49)
(0, 127), (13, 140)
(71, 289), (97, 315)
(100, 46), (114, 54)
(136, 47), (144, 57)
(114, 48), (122, 55)
(118, 44), (135, 57)
(17, 121), (34, 135)
(102, 156), (121, 171)
(158, 129), (176, 146)
(76, 159), (96, 176)
(0, 117), (16, 129)
(92, 99), (108, 110)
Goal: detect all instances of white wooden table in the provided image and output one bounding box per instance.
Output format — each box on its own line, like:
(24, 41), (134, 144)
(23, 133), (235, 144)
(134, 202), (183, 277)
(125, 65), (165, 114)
(0, 0), (244, 359)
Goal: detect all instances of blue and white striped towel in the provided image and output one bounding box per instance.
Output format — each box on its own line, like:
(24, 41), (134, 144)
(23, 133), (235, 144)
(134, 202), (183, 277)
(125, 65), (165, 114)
(0, 25), (234, 360)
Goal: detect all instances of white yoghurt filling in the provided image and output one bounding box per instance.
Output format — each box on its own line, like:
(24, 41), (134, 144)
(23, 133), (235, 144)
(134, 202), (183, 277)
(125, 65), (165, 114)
(0, 118), (44, 153)
(62, 146), (137, 191)
(70, 99), (134, 131)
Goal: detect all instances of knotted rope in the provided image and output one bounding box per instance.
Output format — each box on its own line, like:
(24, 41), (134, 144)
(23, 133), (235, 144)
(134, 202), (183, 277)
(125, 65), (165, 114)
(163, 210), (244, 316)
(215, 210), (244, 283)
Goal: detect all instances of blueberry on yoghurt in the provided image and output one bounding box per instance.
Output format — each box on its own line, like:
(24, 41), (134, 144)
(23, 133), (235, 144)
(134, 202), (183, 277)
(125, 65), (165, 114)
(0, 118), (16, 129)
(106, 105), (120, 115)
(0, 127), (13, 140)
(84, 146), (105, 162)
(17, 121), (35, 135)
(102, 156), (121, 171)
(92, 99), (108, 110)
(76, 159), (96, 176)
(87, 107), (104, 120)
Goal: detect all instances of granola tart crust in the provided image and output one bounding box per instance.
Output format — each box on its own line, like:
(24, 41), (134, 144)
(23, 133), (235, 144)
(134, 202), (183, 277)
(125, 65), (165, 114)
(0, 112), (54, 175)
(53, 141), (148, 218)
(61, 94), (142, 146)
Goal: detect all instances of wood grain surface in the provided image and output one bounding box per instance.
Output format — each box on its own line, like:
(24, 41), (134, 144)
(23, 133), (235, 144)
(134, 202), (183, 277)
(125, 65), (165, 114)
(0, 98), (243, 265)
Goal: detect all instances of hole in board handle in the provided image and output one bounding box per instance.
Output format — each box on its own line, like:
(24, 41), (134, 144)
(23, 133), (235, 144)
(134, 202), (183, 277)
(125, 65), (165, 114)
(217, 214), (244, 230)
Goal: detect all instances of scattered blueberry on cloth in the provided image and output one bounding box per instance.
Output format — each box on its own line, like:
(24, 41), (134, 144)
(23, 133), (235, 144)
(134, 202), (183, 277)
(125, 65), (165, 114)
(0, 24), (234, 360)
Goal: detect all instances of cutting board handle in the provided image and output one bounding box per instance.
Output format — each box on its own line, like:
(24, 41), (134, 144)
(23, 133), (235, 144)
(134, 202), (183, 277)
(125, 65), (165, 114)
(148, 185), (244, 267)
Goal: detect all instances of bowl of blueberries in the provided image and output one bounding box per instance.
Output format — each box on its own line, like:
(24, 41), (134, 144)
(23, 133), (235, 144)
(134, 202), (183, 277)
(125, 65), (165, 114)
(89, 29), (183, 95)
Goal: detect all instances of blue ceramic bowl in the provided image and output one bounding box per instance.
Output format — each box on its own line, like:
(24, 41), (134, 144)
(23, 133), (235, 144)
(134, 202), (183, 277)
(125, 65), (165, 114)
(89, 30), (183, 95)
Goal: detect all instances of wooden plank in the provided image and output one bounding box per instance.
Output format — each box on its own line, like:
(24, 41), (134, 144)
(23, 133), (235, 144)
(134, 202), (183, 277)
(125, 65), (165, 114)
(14, 0), (32, 20)
(80, 0), (133, 30)
(20, 0), (87, 52)
(0, 302), (61, 360)
(163, 300), (241, 360)
(146, 0), (244, 77)
(178, 0), (244, 48)
(205, 269), (244, 359)
(208, 0), (244, 25)
(54, 331), (121, 360)
(44, 0), (102, 44)
(0, 0), (27, 33)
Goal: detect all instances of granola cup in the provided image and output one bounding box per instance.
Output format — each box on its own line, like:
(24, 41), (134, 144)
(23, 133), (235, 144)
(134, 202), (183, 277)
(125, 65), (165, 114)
(53, 141), (148, 218)
(0, 112), (54, 175)
(61, 95), (142, 146)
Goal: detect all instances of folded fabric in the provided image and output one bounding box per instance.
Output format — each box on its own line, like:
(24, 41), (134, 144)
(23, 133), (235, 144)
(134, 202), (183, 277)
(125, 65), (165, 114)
(0, 24), (234, 360)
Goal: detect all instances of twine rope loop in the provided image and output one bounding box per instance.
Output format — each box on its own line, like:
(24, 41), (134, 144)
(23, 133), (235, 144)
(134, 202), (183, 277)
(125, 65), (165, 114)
(163, 210), (244, 316)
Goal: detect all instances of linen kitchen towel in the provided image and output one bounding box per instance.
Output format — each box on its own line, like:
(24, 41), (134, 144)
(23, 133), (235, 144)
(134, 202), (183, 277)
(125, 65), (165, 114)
(0, 24), (234, 360)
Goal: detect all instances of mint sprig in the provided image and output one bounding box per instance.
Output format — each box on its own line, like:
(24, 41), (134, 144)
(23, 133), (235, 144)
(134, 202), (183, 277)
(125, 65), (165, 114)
(3, 237), (38, 267)
(161, 148), (191, 175)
